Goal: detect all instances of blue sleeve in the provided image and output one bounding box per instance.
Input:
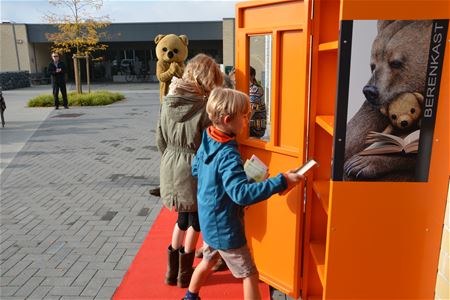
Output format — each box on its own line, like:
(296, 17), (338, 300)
(219, 149), (287, 206)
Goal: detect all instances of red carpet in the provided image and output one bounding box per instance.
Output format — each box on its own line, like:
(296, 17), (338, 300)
(113, 207), (270, 299)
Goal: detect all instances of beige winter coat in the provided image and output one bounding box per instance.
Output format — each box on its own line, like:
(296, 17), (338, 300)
(156, 93), (210, 212)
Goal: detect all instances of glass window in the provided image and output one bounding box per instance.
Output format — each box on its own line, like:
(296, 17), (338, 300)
(249, 35), (272, 141)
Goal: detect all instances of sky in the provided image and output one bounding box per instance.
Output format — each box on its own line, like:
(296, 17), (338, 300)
(0, 0), (241, 23)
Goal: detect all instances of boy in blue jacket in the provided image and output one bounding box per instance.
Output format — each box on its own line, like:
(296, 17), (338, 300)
(183, 88), (304, 300)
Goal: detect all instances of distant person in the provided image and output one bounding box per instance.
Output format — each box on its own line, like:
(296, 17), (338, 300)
(228, 67), (236, 88)
(226, 67), (267, 138)
(48, 52), (68, 109)
(156, 54), (224, 288)
(223, 72), (235, 89)
(0, 90), (5, 128)
(182, 87), (304, 300)
(249, 66), (266, 138)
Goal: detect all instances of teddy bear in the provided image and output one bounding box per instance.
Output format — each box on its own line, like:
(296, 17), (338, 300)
(379, 92), (424, 135)
(154, 34), (189, 103)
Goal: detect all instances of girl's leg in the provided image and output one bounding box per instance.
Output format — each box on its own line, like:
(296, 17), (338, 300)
(184, 226), (200, 253)
(171, 223), (185, 250)
(184, 212), (201, 253)
(172, 212), (189, 250)
(243, 273), (261, 300)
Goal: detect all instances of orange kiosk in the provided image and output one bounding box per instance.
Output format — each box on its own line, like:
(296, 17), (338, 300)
(234, 0), (449, 299)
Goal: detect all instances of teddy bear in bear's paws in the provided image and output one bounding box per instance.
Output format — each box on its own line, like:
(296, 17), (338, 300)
(154, 34), (189, 103)
(379, 92), (424, 135)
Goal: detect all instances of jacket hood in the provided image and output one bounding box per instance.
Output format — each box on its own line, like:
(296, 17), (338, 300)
(201, 130), (237, 164)
(164, 95), (205, 123)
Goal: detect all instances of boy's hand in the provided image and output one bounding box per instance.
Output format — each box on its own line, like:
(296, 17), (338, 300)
(280, 170), (305, 195)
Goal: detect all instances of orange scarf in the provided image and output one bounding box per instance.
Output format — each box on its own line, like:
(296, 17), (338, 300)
(207, 126), (235, 143)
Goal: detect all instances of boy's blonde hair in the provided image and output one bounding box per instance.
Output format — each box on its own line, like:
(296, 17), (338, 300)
(183, 54), (224, 93)
(207, 88), (250, 125)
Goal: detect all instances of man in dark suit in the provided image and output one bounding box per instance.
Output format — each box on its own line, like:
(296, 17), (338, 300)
(48, 52), (68, 109)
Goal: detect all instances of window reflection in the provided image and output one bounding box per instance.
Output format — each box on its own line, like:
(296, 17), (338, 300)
(249, 35), (271, 141)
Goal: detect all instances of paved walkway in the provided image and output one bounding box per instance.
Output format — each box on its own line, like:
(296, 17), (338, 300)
(1, 83), (164, 299)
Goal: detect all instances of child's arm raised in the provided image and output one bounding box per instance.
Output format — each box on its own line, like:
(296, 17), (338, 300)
(280, 171), (305, 196)
(220, 150), (303, 206)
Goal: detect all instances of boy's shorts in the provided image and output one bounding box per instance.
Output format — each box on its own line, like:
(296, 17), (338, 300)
(202, 242), (258, 279)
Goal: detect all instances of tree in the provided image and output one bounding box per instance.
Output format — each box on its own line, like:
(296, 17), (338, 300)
(45, 0), (110, 93)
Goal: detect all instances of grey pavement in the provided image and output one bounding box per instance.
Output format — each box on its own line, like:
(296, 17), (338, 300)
(1, 83), (163, 299)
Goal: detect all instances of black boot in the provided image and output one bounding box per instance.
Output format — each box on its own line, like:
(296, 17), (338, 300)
(177, 248), (195, 288)
(165, 246), (180, 285)
(149, 187), (161, 197)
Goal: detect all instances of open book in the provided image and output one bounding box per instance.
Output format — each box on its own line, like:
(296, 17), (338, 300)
(244, 155), (268, 182)
(294, 159), (319, 175)
(359, 129), (420, 156)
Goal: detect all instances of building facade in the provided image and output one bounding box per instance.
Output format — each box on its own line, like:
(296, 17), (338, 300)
(0, 20), (235, 82)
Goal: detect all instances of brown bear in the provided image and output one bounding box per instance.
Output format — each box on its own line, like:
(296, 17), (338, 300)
(154, 34), (189, 103)
(344, 20), (432, 181)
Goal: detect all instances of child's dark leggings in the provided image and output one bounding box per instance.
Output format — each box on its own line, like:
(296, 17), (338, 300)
(177, 212), (200, 232)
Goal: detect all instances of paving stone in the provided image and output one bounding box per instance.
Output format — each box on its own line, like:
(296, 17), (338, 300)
(0, 286), (20, 297)
(42, 276), (76, 287)
(0, 276), (14, 286)
(105, 248), (126, 264)
(49, 286), (84, 296)
(60, 297), (95, 300)
(114, 255), (135, 271)
(103, 277), (122, 287)
(14, 276), (45, 297)
(72, 269), (97, 286)
(35, 268), (67, 277)
(80, 274), (106, 297)
(2, 259), (33, 277)
(27, 285), (52, 299)
(8, 267), (38, 286)
(95, 285), (117, 299)
(64, 261), (88, 278)
(85, 262), (115, 270)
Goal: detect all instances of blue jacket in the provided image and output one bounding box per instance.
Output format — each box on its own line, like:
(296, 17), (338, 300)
(192, 130), (287, 250)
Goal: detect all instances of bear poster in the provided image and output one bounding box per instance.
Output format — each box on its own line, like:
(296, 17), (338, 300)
(332, 20), (448, 182)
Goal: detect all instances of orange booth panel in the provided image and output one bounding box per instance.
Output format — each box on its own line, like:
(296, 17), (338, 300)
(236, 0), (311, 297)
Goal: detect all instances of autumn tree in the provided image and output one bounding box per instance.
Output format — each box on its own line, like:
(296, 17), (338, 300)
(45, 0), (110, 93)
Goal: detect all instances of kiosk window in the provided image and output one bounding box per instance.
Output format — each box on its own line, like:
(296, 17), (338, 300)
(249, 35), (272, 141)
